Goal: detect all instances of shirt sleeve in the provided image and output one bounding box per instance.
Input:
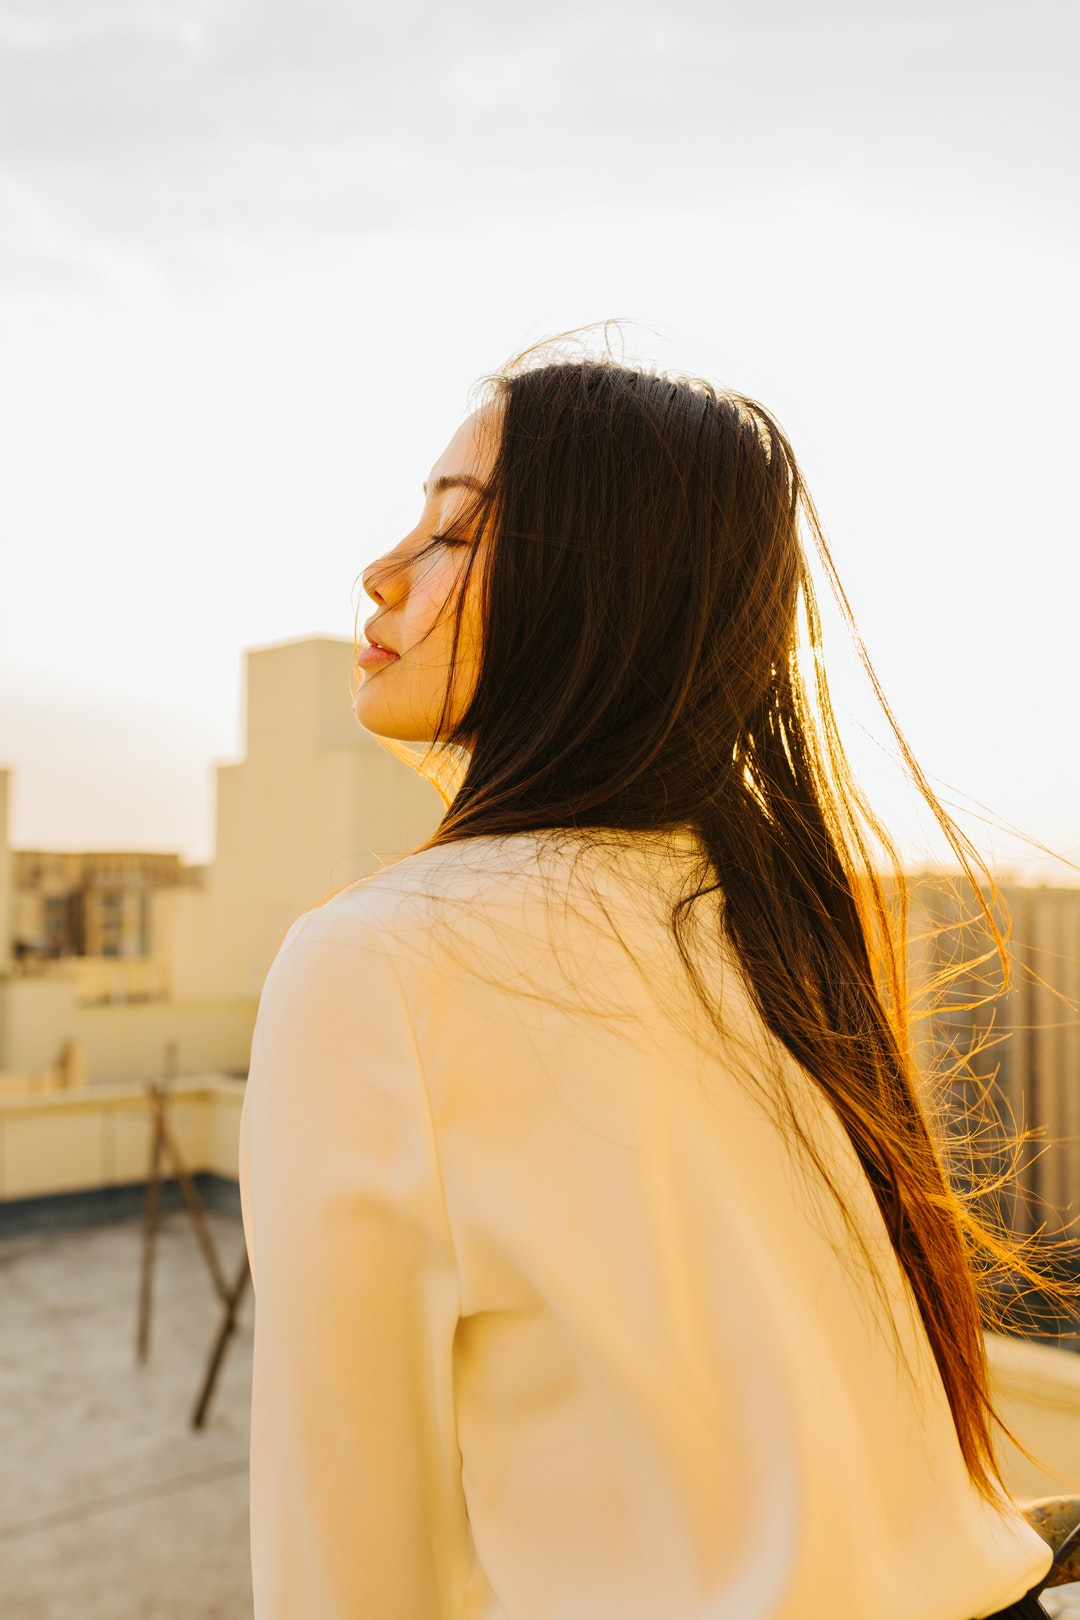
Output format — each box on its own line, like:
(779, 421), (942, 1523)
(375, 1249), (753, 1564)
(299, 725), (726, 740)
(238, 915), (468, 1620)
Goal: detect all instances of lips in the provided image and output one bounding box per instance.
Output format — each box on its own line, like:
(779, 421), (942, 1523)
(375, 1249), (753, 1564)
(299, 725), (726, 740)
(357, 631), (400, 671)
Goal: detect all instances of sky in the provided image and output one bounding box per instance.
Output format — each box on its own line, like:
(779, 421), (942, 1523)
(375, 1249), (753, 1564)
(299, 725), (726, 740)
(0, 0), (1077, 876)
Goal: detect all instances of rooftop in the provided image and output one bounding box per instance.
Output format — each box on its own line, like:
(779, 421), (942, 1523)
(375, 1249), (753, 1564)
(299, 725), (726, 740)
(2, 1205), (252, 1619)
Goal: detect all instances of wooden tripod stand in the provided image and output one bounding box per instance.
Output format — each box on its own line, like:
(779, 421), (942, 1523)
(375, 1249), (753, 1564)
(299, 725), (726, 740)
(135, 1075), (251, 1430)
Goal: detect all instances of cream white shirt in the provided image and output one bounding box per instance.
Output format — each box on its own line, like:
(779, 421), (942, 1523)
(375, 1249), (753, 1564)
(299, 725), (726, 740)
(238, 827), (1052, 1620)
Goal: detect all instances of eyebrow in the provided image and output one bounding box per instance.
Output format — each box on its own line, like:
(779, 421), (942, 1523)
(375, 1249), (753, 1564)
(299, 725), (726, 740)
(422, 474), (489, 498)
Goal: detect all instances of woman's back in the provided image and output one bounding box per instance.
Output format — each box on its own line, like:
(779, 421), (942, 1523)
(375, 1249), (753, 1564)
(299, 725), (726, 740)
(239, 826), (1051, 1620)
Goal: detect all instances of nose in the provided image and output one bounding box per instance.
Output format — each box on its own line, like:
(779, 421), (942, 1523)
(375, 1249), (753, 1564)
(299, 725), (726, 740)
(361, 552), (404, 608)
(361, 561), (387, 607)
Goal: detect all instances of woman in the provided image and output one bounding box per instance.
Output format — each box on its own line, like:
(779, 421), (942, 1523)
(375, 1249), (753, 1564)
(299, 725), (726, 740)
(239, 350), (1057, 1618)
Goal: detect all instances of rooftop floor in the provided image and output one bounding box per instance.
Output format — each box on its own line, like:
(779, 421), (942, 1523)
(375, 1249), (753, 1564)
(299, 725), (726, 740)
(4, 1205), (1080, 1620)
(2, 1208), (252, 1620)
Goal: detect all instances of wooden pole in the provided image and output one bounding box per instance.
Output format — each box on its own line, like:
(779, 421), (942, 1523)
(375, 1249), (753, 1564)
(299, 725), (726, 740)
(134, 1048), (250, 1426)
(135, 1083), (164, 1363)
(191, 1248), (251, 1430)
(158, 1108), (230, 1302)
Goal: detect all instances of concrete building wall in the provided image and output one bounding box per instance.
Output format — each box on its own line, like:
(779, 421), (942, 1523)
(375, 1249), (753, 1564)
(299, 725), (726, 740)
(0, 770), (12, 976)
(0, 977), (77, 1072)
(163, 636), (443, 1004)
(149, 887), (214, 1004)
(72, 999), (257, 1088)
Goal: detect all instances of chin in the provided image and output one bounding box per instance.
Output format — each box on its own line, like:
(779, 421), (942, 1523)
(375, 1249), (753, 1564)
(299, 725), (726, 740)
(352, 681), (390, 734)
(352, 683), (434, 744)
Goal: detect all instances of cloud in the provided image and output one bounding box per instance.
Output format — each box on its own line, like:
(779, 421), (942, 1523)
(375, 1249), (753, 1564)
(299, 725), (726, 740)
(0, 0), (1076, 289)
(0, 0), (225, 53)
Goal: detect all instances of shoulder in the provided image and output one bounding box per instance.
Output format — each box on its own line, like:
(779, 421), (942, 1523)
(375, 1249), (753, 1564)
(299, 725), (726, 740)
(261, 834), (558, 1006)
(291, 825), (704, 951)
(247, 835), (557, 1127)
(284, 834), (548, 953)
(261, 824), (711, 1032)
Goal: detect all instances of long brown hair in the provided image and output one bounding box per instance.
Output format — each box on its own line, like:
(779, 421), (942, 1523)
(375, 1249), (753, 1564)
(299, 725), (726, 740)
(393, 346), (1049, 1498)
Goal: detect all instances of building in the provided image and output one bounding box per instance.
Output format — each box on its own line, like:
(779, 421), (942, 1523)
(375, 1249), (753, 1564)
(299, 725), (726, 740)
(1, 650), (1077, 1253)
(11, 849), (194, 965)
(907, 874), (1080, 1262)
(0, 636), (443, 1089)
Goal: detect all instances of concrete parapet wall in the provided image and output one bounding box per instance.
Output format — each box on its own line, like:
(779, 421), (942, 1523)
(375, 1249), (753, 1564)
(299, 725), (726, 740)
(73, 997), (257, 1086)
(0, 1075), (245, 1200)
(0, 977), (257, 1087)
(988, 1332), (1080, 1497)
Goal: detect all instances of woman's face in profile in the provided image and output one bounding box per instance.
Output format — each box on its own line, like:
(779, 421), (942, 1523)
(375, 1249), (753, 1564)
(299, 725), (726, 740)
(355, 406), (498, 743)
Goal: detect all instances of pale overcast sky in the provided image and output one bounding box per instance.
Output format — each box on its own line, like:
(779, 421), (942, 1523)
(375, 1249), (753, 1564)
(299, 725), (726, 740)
(0, 0), (1077, 874)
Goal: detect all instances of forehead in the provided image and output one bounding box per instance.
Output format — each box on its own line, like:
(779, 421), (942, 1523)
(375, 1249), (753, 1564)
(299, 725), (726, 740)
(425, 406), (499, 493)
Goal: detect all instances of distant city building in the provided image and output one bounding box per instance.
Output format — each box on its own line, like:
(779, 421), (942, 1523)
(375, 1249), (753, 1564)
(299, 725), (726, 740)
(13, 850), (198, 964)
(0, 636), (443, 1088)
(907, 876), (1080, 1253)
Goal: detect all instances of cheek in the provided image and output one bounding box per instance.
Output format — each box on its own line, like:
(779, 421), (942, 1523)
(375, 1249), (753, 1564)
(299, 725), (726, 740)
(407, 555), (462, 642)
(453, 610), (482, 674)
(455, 558), (486, 654)
(412, 555), (480, 662)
